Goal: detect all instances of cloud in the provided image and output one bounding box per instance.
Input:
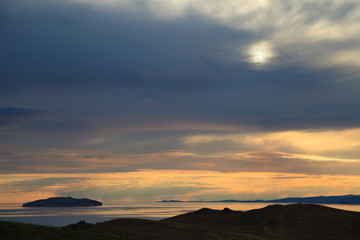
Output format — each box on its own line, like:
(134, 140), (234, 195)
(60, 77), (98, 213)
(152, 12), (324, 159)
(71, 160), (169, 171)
(0, 177), (88, 193)
(229, 151), (360, 175)
(1, 0), (360, 205)
(244, 41), (276, 68)
(2, 170), (360, 203)
(1, 0), (360, 135)
(183, 128), (360, 158)
(1, 0), (244, 91)
(56, 184), (218, 202)
(0, 108), (50, 131)
(1, 147), (359, 176)
(69, 0), (360, 69)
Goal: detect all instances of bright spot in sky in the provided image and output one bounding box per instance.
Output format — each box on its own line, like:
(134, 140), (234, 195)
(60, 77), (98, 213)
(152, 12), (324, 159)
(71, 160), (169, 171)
(253, 50), (267, 63)
(246, 41), (275, 67)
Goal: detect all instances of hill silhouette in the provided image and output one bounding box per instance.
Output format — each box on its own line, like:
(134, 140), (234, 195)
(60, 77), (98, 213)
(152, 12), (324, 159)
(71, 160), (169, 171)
(65, 204), (360, 240)
(163, 204), (360, 240)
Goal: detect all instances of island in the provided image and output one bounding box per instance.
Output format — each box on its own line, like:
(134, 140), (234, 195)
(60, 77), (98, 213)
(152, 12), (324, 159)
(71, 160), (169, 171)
(160, 194), (360, 205)
(22, 197), (102, 207)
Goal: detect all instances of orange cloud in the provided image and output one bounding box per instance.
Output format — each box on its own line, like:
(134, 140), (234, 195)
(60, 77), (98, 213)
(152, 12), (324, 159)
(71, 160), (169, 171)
(1, 170), (360, 204)
(183, 128), (360, 158)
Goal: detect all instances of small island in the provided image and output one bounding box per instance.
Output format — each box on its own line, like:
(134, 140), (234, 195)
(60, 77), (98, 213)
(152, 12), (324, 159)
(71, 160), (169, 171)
(22, 197), (102, 207)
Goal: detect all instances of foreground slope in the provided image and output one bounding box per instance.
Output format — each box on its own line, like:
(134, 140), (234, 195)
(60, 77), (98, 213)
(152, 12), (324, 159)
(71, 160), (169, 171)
(0, 221), (141, 240)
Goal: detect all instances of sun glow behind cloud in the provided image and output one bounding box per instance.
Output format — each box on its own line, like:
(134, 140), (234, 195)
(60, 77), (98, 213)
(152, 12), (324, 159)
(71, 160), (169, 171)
(246, 41), (276, 67)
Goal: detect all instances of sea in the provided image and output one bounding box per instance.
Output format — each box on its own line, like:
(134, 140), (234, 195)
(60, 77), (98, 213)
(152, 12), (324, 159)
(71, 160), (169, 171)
(1, 202), (360, 227)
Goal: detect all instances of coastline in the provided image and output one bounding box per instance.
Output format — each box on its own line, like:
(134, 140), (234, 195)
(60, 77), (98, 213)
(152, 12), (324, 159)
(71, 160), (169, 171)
(2, 203), (360, 240)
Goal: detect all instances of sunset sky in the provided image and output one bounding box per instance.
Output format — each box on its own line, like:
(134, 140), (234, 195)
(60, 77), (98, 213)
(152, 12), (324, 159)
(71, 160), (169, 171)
(1, 0), (360, 204)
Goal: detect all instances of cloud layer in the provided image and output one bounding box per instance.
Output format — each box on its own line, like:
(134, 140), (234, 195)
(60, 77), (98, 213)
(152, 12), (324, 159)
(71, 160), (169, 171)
(1, 148), (359, 176)
(1, 0), (360, 203)
(2, 0), (360, 134)
(1, 171), (360, 204)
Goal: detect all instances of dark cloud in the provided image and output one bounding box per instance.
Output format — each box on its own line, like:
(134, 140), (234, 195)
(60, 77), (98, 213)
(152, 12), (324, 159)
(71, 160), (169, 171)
(0, 108), (45, 123)
(0, 177), (88, 193)
(0, 149), (136, 174)
(0, 108), (50, 131)
(1, 0), (360, 134)
(0, 0), (247, 91)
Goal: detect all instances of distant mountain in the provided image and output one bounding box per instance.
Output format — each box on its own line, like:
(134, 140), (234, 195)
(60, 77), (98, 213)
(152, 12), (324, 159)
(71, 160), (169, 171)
(266, 194), (360, 204)
(22, 197), (102, 207)
(160, 194), (360, 204)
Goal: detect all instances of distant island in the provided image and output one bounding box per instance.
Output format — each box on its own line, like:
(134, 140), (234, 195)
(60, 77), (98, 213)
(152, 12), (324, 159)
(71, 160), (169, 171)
(160, 194), (360, 204)
(22, 197), (102, 207)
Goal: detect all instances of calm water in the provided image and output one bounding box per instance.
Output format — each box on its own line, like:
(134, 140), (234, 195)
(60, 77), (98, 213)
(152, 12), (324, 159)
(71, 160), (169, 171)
(1, 202), (360, 227)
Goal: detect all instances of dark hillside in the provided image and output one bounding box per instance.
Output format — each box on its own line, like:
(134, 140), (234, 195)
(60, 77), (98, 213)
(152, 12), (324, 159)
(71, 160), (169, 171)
(163, 203), (360, 240)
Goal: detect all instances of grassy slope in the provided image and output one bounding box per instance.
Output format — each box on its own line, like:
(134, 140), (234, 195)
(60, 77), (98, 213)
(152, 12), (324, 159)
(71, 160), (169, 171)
(0, 221), (142, 240)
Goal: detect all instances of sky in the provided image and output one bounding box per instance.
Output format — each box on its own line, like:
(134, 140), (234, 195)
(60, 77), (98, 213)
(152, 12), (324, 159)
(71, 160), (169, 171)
(1, 0), (360, 204)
